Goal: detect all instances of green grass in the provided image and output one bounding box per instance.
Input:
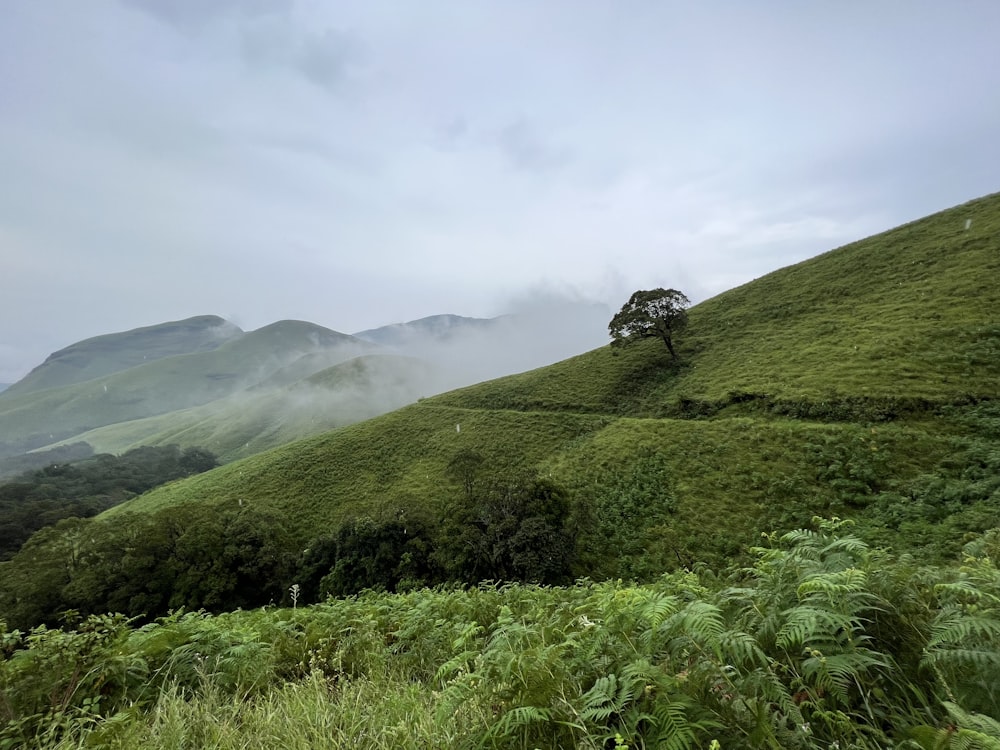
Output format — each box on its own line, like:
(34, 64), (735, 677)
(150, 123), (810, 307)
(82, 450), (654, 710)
(3, 315), (241, 396)
(436, 192), (1000, 413)
(7, 524), (1000, 749)
(92, 192), (1000, 568)
(56, 354), (442, 462)
(60, 674), (482, 750)
(0, 321), (370, 451)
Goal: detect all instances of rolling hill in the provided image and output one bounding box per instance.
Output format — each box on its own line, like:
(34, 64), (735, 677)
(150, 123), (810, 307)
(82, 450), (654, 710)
(52, 354), (443, 462)
(2, 192), (998, 636)
(95, 191), (999, 570)
(0, 320), (373, 456)
(4, 315), (243, 397)
(0, 303), (610, 462)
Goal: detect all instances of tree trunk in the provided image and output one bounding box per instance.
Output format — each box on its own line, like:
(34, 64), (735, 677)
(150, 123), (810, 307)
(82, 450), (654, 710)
(662, 334), (677, 359)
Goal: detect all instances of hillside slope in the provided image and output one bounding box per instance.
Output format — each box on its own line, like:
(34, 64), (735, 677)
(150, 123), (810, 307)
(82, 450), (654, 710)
(102, 193), (1000, 570)
(435, 193), (999, 415)
(57, 354), (442, 462)
(3, 315), (242, 396)
(0, 320), (370, 453)
(3, 193), (999, 635)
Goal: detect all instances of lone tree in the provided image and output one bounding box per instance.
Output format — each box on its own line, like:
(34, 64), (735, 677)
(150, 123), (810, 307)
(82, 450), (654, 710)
(609, 288), (690, 359)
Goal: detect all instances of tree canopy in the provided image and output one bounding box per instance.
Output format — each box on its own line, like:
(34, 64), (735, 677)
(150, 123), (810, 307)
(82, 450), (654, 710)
(608, 288), (690, 359)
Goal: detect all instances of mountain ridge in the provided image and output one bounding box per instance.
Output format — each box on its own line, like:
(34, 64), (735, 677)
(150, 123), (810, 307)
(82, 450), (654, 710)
(0, 307), (609, 460)
(4, 315), (243, 397)
(0, 319), (372, 455)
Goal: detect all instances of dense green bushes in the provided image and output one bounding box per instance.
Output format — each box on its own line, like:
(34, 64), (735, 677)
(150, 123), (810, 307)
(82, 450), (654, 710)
(0, 445), (218, 560)
(0, 503), (294, 629)
(0, 462), (582, 631)
(2, 520), (999, 748)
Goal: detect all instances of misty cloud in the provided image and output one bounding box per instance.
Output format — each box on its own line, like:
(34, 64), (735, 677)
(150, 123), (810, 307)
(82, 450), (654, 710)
(431, 116), (469, 152)
(354, 295), (611, 390)
(1, 1), (999, 382)
(497, 120), (572, 173)
(240, 22), (365, 93)
(122, 0), (292, 31)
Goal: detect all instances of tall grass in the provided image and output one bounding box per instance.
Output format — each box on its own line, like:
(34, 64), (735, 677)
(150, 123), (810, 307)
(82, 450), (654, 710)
(5, 520), (999, 749)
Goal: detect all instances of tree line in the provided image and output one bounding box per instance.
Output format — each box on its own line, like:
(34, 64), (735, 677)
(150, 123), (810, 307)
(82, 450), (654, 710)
(0, 445), (218, 561)
(0, 450), (582, 630)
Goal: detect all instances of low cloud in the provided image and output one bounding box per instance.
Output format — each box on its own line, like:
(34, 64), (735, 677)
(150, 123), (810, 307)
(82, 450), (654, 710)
(497, 120), (572, 173)
(240, 23), (365, 94)
(122, 0), (292, 31)
(355, 291), (611, 390)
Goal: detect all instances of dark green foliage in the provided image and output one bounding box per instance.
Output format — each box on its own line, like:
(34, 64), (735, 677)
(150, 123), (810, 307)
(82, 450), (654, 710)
(436, 471), (578, 585)
(446, 448), (484, 502)
(0, 444), (218, 561)
(0, 503), (292, 630)
(167, 505), (294, 611)
(315, 515), (436, 597)
(854, 404), (1000, 562)
(0, 442), (93, 480)
(586, 447), (682, 578)
(2, 521), (998, 749)
(609, 288), (691, 359)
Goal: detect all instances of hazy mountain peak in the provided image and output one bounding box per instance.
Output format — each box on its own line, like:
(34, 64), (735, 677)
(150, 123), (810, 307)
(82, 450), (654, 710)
(3, 315), (244, 396)
(353, 314), (495, 346)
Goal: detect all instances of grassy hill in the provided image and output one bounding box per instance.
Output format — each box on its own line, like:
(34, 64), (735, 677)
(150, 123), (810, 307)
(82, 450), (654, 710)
(3, 193), (1000, 750)
(435, 194), (999, 415)
(57, 354), (443, 462)
(0, 320), (371, 455)
(97, 192), (1000, 572)
(4, 315), (242, 396)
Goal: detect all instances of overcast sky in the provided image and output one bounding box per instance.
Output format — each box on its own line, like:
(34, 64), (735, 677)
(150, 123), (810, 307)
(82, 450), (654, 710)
(1, 1), (998, 383)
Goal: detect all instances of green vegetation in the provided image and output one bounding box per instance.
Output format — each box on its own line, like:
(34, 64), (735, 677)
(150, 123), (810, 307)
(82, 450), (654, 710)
(0, 445), (218, 561)
(2, 521), (999, 749)
(0, 442), (94, 480)
(55, 354), (442, 462)
(0, 320), (370, 456)
(1, 193), (999, 746)
(3, 315), (241, 397)
(609, 288), (691, 359)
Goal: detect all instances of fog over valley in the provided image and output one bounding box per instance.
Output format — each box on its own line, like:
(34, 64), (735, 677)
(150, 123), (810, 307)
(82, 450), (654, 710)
(0, 298), (611, 463)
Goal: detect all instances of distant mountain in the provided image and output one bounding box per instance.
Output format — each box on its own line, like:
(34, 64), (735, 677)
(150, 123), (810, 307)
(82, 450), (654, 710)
(353, 314), (496, 346)
(5, 315), (242, 397)
(0, 320), (371, 457)
(0, 302), (609, 462)
(353, 305), (610, 389)
(48, 354), (441, 462)
(0, 384), (8, 394)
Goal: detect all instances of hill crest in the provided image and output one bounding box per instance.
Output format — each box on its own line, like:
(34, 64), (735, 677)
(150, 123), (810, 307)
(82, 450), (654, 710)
(4, 315), (244, 396)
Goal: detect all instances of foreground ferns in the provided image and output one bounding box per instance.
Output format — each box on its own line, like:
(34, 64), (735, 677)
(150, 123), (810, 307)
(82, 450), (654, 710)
(1, 519), (999, 749)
